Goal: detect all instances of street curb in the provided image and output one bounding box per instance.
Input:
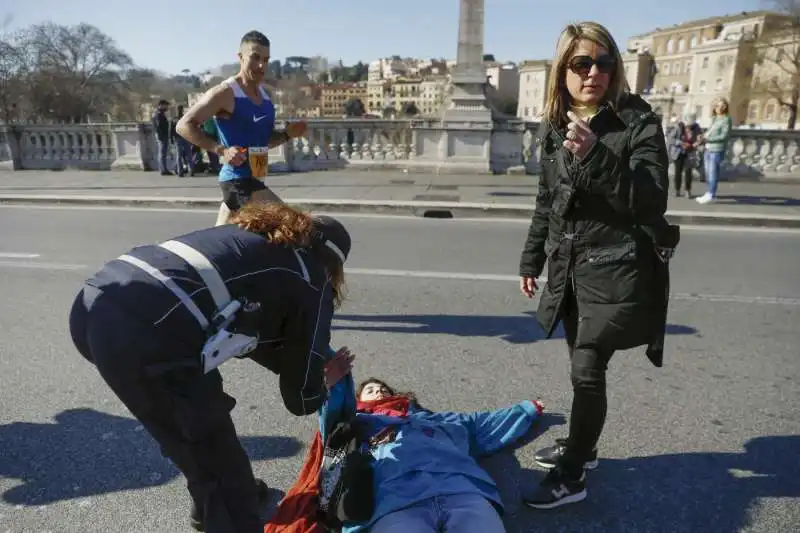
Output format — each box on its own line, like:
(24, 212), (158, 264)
(1, 194), (799, 228)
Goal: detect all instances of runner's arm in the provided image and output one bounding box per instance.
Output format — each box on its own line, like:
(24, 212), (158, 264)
(176, 85), (233, 155)
(267, 130), (291, 148)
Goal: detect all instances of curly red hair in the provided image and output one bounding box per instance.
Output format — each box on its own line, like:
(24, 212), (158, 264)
(230, 202), (346, 307)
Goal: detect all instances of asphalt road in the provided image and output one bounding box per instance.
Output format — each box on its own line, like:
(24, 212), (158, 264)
(0, 205), (798, 533)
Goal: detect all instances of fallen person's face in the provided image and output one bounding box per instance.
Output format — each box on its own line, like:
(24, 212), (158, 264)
(360, 381), (391, 402)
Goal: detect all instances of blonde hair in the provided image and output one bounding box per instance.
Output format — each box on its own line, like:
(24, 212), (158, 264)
(542, 21), (630, 127)
(713, 97), (730, 116)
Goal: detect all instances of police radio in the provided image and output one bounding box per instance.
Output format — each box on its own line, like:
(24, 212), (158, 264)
(201, 298), (262, 374)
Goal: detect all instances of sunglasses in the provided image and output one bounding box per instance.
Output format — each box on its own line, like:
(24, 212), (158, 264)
(567, 55), (616, 75)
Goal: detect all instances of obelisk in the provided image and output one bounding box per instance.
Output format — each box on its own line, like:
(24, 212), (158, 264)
(443, 0), (492, 122)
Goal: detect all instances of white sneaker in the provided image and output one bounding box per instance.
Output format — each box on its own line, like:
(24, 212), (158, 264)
(695, 193), (714, 205)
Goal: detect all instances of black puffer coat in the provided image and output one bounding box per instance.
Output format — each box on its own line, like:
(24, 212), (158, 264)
(519, 93), (678, 366)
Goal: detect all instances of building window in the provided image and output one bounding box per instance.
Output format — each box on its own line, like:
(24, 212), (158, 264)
(678, 38), (685, 51)
(667, 38), (675, 54)
(674, 61), (681, 74)
(702, 57), (709, 69)
(690, 35), (697, 48)
(765, 103), (776, 120)
(748, 102), (759, 120)
(699, 80), (706, 92)
(686, 59), (692, 72)
(664, 63), (671, 75)
(716, 78), (723, 90)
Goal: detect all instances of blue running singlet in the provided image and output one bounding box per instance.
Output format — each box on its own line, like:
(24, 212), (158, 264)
(214, 77), (276, 182)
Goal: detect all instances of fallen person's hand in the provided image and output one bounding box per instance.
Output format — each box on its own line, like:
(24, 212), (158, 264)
(325, 347), (355, 390)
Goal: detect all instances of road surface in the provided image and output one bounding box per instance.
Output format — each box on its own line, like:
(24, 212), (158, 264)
(0, 204), (798, 533)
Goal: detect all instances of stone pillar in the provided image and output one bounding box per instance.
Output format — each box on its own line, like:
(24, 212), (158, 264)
(0, 126), (23, 171)
(443, 0), (492, 123)
(110, 124), (149, 170)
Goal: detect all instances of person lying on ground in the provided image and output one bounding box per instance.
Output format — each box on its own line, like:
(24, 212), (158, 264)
(265, 348), (545, 533)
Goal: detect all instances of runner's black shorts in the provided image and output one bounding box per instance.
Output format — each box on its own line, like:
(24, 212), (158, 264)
(219, 178), (266, 211)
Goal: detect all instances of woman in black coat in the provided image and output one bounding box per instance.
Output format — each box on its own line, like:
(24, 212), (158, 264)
(518, 21), (676, 509)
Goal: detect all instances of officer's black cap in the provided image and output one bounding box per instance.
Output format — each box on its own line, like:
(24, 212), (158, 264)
(312, 215), (351, 264)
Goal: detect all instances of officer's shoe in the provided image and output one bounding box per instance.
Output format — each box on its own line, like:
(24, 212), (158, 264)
(190, 478), (270, 531)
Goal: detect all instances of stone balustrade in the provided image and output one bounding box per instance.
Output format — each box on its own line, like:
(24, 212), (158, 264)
(0, 119), (797, 180)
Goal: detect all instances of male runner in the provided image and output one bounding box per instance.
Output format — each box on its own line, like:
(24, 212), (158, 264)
(177, 30), (306, 225)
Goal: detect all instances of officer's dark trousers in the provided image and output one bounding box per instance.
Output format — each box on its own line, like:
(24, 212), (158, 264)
(558, 285), (615, 479)
(69, 285), (263, 533)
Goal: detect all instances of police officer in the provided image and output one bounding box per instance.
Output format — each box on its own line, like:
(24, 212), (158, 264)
(68, 202), (351, 533)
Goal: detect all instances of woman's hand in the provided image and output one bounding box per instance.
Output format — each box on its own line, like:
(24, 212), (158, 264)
(520, 276), (538, 298)
(325, 346), (355, 390)
(563, 111), (597, 160)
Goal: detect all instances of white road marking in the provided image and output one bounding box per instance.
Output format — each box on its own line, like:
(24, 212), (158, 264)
(347, 267), (518, 282)
(346, 268), (800, 306)
(0, 252), (41, 258)
(0, 260), (87, 271)
(0, 259), (795, 305)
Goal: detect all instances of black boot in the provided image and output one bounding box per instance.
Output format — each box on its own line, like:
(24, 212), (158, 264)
(190, 478), (269, 531)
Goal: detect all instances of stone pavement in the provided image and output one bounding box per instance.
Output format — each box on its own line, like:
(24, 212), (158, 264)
(0, 169), (799, 227)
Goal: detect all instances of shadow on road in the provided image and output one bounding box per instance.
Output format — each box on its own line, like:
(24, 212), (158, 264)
(334, 312), (698, 344)
(499, 435), (800, 533)
(0, 408), (299, 506)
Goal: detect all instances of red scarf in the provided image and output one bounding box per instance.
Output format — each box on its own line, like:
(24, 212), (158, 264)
(264, 396), (411, 533)
(356, 396), (410, 418)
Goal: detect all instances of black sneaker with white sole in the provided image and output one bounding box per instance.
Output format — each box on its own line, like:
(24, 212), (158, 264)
(523, 467), (587, 510)
(534, 438), (598, 470)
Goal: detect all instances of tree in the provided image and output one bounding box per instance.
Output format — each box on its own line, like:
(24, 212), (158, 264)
(756, 0), (800, 129)
(20, 22), (133, 122)
(343, 98), (365, 117)
(0, 30), (27, 123)
(400, 102), (419, 117)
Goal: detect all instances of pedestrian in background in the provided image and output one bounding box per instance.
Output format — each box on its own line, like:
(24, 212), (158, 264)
(172, 105), (195, 177)
(151, 99), (172, 176)
(696, 97), (732, 205)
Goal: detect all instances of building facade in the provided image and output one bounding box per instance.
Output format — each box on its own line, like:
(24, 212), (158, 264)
(516, 60), (551, 121)
(625, 11), (795, 128)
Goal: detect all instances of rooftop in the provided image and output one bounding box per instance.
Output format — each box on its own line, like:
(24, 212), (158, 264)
(630, 10), (778, 39)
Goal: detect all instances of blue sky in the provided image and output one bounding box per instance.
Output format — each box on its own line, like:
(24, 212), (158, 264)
(1, 0), (767, 75)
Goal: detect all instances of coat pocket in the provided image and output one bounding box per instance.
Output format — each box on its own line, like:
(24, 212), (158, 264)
(577, 242), (650, 305)
(586, 242), (637, 266)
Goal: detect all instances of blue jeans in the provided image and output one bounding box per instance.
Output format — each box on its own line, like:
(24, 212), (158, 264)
(370, 494), (505, 533)
(176, 138), (194, 175)
(703, 151), (723, 198)
(157, 140), (169, 173)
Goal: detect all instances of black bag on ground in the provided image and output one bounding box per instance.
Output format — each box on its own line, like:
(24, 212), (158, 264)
(317, 418), (375, 529)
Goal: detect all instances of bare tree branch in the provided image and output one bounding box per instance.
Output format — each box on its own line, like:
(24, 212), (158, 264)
(16, 22), (134, 122)
(756, 0), (800, 127)
(0, 29), (28, 124)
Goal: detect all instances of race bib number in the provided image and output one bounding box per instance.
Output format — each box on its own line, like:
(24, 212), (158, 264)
(248, 146), (269, 179)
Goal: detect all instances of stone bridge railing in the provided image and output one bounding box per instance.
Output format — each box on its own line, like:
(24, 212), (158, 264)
(0, 119), (797, 180)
